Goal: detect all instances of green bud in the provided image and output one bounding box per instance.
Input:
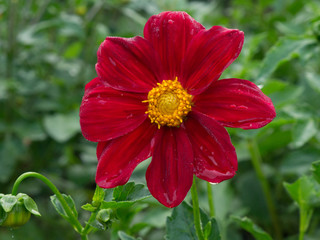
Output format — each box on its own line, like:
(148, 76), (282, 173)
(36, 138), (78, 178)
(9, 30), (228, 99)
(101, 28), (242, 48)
(0, 194), (40, 228)
(96, 209), (111, 223)
(0, 202), (31, 227)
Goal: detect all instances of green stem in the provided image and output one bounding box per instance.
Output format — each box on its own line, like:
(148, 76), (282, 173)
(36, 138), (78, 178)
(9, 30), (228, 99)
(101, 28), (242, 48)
(81, 235), (89, 240)
(299, 208), (305, 240)
(247, 139), (282, 240)
(82, 211), (98, 236)
(207, 182), (215, 217)
(11, 172), (84, 236)
(191, 177), (205, 240)
(299, 207), (313, 240)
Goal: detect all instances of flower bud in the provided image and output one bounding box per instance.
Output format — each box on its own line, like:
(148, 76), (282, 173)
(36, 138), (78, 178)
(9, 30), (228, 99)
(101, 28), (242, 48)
(0, 202), (31, 227)
(96, 209), (111, 223)
(0, 194), (40, 228)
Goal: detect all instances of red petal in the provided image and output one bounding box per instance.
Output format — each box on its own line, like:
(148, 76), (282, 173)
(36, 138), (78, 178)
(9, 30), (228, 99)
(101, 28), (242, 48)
(80, 78), (147, 142)
(194, 78), (276, 129)
(181, 26), (244, 95)
(146, 127), (193, 208)
(185, 112), (237, 183)
(144, 11), (204, 80)
(97, 141), (109, 160)
(96, 120), (156, 188)
(96, 36), (164, 93)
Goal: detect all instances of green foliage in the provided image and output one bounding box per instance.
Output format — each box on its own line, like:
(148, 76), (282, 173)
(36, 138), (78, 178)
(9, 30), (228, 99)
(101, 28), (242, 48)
(284, 176), (320, 209)
(166, 202), (198, 240)
(232, 216), (272, 240)
(1, 0), (320, 239)
(284, 175), (320, 237)
(43, 112), (80, 143)
(256, 37), (315, 84)
(166, 202), (221, 240)
(50, 194), (78, 225)
(118, 231), (141, 240)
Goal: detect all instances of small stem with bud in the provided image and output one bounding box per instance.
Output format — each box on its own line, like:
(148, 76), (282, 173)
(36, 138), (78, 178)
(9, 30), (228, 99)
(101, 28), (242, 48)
(11, 172), (87, 238)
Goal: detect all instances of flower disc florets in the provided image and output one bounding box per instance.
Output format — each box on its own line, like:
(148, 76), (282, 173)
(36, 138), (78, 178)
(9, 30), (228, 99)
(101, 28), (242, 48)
(144, 78), (193, 128)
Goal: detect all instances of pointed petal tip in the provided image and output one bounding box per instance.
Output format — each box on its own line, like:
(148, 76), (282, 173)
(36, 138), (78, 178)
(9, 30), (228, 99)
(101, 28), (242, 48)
(95, 173), (129, 189)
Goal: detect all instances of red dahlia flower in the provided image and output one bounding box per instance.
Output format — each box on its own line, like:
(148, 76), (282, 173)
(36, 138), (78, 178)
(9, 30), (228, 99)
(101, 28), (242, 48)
(80, 11), (276, 208)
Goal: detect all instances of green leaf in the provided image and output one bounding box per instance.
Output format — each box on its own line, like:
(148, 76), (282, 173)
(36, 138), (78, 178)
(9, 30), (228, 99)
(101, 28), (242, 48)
(92, 185), (105, 206)
(22, 196), (41, 216)
(204, 218), (221, 240)
(89, 219), (109, 231)
(99, 183), (150, 210)
(284, 176), (320, 208)
(43, 111), (80, 143)
(81, 203), (97, 212)
(113, 182), (150, 202)
(311, 160), (320, 184)
(0, 195), (17, 212)
(232, 216), (272, 240)
(256, 37), (314, 84)
(50, 194), (78, 223)
(103, 188), (114, 202)
(306, 71), (320, 93)
(100, 201), (136, 210)
(283, 176), (320, 232)
(165, 202), (198, 240)
(291, 119), (317, 148)
(118, 231), (139, 240)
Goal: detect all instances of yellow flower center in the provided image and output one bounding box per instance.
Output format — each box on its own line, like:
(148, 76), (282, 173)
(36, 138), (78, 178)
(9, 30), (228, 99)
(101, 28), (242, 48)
(143, 77), (193, 129)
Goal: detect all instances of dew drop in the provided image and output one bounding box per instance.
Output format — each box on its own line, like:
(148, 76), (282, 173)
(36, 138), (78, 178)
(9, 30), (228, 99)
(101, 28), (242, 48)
(210, 182), (218, 185)
(9, 228), (15, 239)
(238, 105), (248, 110)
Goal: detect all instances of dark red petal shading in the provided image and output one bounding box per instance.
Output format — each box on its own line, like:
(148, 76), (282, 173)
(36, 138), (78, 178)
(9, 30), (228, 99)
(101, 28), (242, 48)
(80, 78), (147, 142)
(96, 119), (156, 188)
(97, 141), (109, 160)
(146, 127), (193, 208)
(144, 11), (205, 80)
(181, 26), (244, 95)
(96, 36), (164, 93)
(193, 78), (276, 129)
(185, 112), (237, 183)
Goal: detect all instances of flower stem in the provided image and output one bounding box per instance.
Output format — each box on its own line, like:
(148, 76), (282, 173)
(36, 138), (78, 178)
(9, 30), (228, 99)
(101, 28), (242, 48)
(82, 211), (98, 236)
(207, 182), (215, 217)
(11, 172), (84, 236)
(191, 177), (205, 240)
(299, 208), (305, 240)
(299, 207), (313, 240)
(247, 139), (282, 240)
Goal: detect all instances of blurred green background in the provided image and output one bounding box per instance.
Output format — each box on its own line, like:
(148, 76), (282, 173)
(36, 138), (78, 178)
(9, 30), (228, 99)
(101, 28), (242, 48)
(1, 0), (320, 239)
